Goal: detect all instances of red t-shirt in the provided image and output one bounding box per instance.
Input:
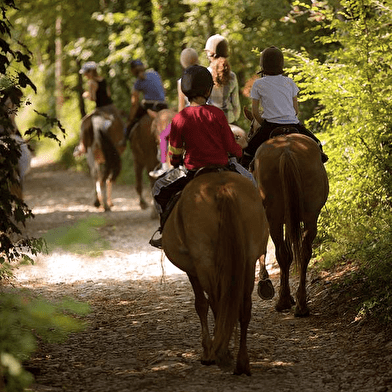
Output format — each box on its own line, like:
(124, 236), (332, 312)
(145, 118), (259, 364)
(168, 105), (242, 170)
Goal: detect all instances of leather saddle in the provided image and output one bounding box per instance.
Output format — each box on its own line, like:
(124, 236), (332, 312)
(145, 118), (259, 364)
(269, 125), (299, 139)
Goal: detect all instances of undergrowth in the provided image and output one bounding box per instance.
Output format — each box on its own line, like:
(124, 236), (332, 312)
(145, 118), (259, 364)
(313, 214), (392, 327)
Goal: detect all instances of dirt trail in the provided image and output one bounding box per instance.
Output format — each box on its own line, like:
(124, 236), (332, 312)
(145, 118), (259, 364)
(4, 159), (392, 392)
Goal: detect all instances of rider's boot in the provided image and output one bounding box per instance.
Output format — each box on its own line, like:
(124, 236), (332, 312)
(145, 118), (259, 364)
(149, 162), (170, 179)
(240, 152), (254, 170)
(149, 228), (163, 249)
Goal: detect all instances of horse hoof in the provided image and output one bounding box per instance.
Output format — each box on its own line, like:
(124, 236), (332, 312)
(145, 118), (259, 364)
(294, 306), (310, 318)
(201, 359), (215, 366)
(234, 365), (251, 376)
(140, 201), (149, 210)
(257, 279), (275, 300)
(275, 300), (293, 312)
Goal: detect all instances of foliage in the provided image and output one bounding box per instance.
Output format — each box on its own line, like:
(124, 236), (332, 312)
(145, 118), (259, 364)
(4, 0), (392, 325)
(0, 0), (66, 270)
(0, 292), (89, 391)
(285, 0), (392, 323)
(10, 0), (334, 136)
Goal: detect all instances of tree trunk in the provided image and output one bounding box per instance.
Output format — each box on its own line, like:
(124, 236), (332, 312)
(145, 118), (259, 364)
(76, 59), (86, 119)
(55, 12), (64, 116)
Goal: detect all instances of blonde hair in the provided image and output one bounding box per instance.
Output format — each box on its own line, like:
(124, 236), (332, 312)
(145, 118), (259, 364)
(180, 48), (199, 68)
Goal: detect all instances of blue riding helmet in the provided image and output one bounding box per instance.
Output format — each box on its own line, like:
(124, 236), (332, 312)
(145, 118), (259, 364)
(130, 59), (144, 69)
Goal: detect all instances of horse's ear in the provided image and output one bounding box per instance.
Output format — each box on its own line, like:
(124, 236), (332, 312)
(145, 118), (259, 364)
(243, 106), (253, 121)
(147, 109), (158, 119)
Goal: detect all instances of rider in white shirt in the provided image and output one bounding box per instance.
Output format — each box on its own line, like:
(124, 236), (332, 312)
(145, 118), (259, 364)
(242, 46), (328, 168)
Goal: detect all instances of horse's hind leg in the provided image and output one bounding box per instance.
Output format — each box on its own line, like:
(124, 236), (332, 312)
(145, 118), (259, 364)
(257, 253), (275, 300)
(295, 221), (317, 317)
(135, 161), (149, 210)
(187, 273), (215, 365)
(234, 283), (252, 376)
(270, 222), (294, 312)
(107, 179), (113, 208)
(96, 179), (110, 211)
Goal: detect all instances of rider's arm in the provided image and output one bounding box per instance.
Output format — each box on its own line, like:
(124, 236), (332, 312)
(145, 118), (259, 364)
(128, 88), (140, 121)
(168, 143), (184, 167)
(231, 74), (241, 122)
(293, 96), (299, 116)
(177, 80), (187, 112)
(168, 117), (184, 167)
(252, 98), (264, 126)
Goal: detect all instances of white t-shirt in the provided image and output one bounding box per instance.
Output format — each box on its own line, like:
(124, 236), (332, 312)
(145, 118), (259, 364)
(250, 75), (299, 124)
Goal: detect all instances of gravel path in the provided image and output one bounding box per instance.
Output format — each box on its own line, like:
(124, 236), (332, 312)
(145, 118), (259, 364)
(4, 158), (392, 392)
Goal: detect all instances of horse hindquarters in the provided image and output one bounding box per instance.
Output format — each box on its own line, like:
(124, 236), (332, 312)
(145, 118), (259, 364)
(90, 117), (122, 211)
(162, 173), (266, 375)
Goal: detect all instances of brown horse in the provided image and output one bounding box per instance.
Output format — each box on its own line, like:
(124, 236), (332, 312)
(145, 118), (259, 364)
(79, 105), (125, 211)
(129, 108), (176, 211)
(162, 171), (269, 375)
(248, 112), (329, 316)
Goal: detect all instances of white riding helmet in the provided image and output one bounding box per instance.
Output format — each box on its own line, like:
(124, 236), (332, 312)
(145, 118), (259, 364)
(180, 48), (199, 68)
(204, 34), (229, 58)
(79, 61), (97, 74)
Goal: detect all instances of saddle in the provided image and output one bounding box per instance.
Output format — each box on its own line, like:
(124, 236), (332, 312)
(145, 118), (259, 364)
(193, 164), (230, 178)
(269, 125), (299, 139)
(159, 165), (232, 230)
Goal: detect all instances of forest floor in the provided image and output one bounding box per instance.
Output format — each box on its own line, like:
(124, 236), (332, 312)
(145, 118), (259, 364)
(3, 157), (392, 392)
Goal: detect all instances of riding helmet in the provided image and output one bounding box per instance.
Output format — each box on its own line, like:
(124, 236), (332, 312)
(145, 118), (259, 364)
(181, 65), (214, 99)
(180, 48), (199, 69)
(259, 46), (284, 75)
(204, 34), (229, 58)
(130, 59), (144, 69)
(79, 61), (97, 74)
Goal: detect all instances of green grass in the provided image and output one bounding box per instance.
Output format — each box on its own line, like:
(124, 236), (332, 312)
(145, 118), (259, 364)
(43, 215), (109, 255)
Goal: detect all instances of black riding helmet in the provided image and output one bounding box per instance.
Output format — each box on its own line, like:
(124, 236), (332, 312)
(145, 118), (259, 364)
(181, 65), (214, 100)
(259, 46), (284, 75)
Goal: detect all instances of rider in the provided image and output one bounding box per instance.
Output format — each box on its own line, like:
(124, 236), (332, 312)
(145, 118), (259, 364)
(75, 61), (124, 155)
(121, 59), (167, 145)
(80, 61), (113, 108)
(149, 48), (200, 179)
(241, 46), (328, 169)
(204, 34), (240, 125)
(149, 64), (243, 249)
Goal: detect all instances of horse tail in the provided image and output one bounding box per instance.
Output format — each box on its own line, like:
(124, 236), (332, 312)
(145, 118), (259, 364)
(212, 185), (248, 365)
(279, 149), (304, 269)
(98, 129), (122, 181)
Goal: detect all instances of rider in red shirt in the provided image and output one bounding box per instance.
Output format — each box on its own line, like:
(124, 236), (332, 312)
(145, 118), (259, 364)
(168, 97), (241, 169)
(150, 65), (242, 248)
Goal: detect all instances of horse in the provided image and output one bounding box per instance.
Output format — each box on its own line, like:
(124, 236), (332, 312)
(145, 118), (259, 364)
(79, 105), (124, 211)
(162, 171), (269, 375)
(245, 107), (329, 317)
(128, 108), (176, 211)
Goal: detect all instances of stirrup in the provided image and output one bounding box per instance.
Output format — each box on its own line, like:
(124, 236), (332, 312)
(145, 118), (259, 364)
(149, 229), (162, 249)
